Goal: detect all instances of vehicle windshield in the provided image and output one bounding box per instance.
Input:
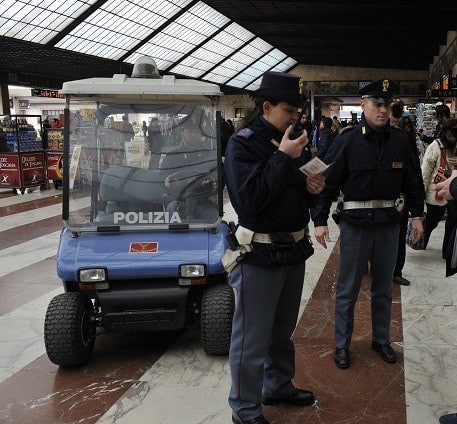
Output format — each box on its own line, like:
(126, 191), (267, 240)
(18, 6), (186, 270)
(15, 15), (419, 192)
(64, 100), (221, 231)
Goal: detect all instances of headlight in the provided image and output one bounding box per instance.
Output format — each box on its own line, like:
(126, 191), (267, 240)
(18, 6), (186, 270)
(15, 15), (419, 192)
(79, 268), (107, 282)
(78, 268), (109, 291)
(179, 264), (206, 286)
(179, 264), (205, 278)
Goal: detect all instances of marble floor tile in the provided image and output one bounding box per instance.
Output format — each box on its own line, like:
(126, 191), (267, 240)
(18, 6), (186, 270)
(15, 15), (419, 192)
(1, 188), (456, 424)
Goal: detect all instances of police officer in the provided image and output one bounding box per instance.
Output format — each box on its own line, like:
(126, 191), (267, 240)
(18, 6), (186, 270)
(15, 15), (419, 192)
(224, 71), (325, 424)
(313, 78), (425, 369)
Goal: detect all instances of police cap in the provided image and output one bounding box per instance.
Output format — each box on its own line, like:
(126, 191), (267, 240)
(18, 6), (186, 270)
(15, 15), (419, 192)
(252, 71), (303, 108)
(358, 78), (400, 105)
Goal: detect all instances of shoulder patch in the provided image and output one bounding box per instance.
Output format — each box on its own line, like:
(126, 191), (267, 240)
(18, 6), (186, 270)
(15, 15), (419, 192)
(237, 128), (255, 139)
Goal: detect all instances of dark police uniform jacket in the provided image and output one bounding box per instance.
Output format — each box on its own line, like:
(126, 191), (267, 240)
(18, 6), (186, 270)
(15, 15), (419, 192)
(312, 114), (424, 227)
(223, 115), (316, 266)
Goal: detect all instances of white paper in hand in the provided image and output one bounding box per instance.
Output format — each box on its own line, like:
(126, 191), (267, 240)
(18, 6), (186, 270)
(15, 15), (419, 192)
(299, 157), (330, 175)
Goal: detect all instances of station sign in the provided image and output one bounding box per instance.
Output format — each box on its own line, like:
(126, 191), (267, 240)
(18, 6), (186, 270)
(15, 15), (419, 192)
(32, 89), (65, 99)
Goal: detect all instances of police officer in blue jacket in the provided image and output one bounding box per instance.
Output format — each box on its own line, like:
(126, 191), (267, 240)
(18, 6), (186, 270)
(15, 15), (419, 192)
(224, 71), (325, 424)
(313, 78), (425, 369)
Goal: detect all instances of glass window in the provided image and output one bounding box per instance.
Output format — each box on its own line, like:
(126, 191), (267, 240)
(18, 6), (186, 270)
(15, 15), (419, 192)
(1, 0), (297, 91)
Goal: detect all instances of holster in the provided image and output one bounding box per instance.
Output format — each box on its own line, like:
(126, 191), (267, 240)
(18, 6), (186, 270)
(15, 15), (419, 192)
(222, 247), (249, 273)
(222, 225), (254, 272)
(331, 201), (343, 225)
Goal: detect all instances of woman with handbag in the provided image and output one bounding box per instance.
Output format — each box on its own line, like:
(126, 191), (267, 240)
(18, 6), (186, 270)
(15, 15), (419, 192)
(421, 118), (457, 256)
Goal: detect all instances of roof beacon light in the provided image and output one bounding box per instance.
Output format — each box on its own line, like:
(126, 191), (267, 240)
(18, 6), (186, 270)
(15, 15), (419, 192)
(132, 56), (160, 79)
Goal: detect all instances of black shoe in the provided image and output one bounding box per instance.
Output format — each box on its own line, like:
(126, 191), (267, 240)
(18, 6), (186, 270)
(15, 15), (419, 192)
(393, 276), (411, 286)
(334, 347), (350, 369)
(440, 413), (457, 424)
(371, 341), (397, 363)
(262, 388), (315, 406)
(232, 415), (270, 424)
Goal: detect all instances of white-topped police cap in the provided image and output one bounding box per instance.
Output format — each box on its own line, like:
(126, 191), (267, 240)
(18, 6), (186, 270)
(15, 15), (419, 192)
(358, 78), (400, 105)
(252, 71), (304, 108)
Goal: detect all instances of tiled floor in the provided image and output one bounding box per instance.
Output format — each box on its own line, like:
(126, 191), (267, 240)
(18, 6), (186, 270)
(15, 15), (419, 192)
(0, 185), (456, 424)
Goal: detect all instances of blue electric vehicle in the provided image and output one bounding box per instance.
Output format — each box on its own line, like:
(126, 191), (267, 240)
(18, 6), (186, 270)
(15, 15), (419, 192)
(44, 57), (233, 367)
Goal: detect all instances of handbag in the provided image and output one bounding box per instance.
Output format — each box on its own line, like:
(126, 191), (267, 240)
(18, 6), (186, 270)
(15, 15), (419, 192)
(434, 146), (452, 200)
(406, 216), (425, 250)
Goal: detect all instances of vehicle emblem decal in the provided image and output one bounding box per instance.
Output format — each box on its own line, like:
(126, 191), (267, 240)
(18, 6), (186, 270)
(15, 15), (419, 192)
(129, 242), (158, 253)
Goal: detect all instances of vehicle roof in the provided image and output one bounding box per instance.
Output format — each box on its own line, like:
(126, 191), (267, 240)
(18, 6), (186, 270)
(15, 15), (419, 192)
(61, 74), (224, 100)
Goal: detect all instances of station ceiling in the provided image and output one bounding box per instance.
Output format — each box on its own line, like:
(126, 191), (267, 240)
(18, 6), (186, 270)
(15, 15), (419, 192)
(0, 1), (455, 94)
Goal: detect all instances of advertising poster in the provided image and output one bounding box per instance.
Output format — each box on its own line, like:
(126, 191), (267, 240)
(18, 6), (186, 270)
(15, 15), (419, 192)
(0, 154), (20, 187)
(46, 152), (63, 180)
(20, 152), (46, 187)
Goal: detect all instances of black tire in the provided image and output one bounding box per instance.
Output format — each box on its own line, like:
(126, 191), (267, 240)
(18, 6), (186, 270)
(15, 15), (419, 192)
(201, 284), (234, 355)
(44, 292), (96, 367)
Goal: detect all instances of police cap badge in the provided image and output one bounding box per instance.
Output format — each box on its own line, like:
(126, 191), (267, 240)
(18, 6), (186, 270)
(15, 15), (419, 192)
(358, 78), (400, 105)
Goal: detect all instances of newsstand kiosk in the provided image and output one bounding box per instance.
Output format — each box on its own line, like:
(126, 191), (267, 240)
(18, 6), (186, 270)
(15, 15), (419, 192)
(0, 115), (47, 194)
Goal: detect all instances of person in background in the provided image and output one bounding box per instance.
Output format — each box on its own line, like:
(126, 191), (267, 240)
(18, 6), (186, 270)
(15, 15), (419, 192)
(0, 128), (12, 152)
(332, 115), (341, 132)
(421, 118), (457, 257)
(224, 71), (324, 424)
(311, 116), (322, 151)
(389, 99), (404, 127)
(42, 117), (51, 131)
(142, 120), (148, 137)
(298, 113), (313, 137)
(41, 117), (51, 150)
(120, 115), (134, 142)
(399, 116), (419, 152)
(316, 116), (334, 160)
(147, 117), (164, 155)
(221, 116), (235, 157)
(391, 106), (425, 286)
(313, 78), (424, 369)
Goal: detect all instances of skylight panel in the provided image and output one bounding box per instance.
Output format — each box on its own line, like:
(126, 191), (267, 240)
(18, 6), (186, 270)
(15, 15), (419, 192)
(1, 0), (298, 92)
(56, 0), (191, 60)
(203, 37), (270, 84)
(227, 68), (266, 88)
(0, 0), (97, 43)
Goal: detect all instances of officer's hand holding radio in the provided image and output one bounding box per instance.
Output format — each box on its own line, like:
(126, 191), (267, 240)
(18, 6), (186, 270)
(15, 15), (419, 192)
(279, 125), (309, 159)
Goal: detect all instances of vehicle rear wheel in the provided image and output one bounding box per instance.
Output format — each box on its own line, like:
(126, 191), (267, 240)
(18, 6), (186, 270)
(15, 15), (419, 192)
(201, 284), (234, 355)
(44, 292), (96, 367)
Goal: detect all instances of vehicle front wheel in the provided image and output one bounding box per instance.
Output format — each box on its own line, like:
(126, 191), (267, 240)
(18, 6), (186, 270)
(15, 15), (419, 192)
(201, 284), (234, 355)
(44, 292), (96, 367)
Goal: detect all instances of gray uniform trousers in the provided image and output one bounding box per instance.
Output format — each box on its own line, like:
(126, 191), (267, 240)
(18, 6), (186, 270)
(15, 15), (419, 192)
(228, 261), (305, 420)
(335, 220), (399, 349)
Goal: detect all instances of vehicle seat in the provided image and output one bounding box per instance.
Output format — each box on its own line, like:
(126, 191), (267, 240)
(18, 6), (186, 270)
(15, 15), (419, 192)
(98, 165), (168, 216)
